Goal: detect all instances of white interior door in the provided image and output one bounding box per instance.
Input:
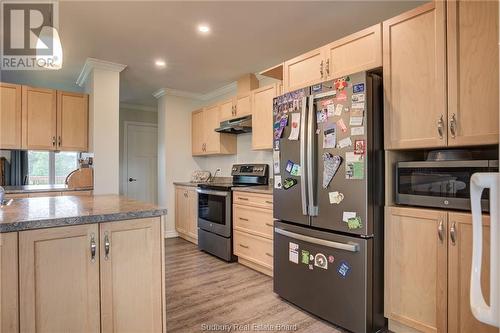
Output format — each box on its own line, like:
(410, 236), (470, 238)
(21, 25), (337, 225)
(125, 123), (158, 203)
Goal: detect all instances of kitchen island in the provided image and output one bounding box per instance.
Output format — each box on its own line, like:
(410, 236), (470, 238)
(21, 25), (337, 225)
(0, 195), (167, 333)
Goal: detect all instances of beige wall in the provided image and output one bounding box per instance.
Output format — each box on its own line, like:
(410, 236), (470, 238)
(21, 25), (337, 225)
(119, 106), (158, 195)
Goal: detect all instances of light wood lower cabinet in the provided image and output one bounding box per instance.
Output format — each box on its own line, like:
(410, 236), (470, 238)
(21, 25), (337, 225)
(1, 232), (19, 333)
(15, 218), (164, 333)
(386, 206), (498, 333)
(100, 218), (162, 333)
(19, 224), (101, 333)
(233, 191), (273, 276)
(175, 185), (198, 244)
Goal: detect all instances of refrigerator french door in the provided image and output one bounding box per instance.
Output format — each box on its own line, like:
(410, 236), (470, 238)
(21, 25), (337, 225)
(273, 71), (385, 333)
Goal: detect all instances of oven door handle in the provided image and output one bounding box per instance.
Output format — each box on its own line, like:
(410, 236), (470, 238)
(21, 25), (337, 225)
(196, 188), (229, 197)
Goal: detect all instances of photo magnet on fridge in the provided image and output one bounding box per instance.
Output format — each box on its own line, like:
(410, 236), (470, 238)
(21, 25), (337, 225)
(285, 160), (294, 173)
(314, 253), (328, 270)
(283, 178), (298, 190)
(352, 83), (365, 93)
(337, 260), (351, 278)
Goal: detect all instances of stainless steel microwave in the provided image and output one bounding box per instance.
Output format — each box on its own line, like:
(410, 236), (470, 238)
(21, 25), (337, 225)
(395, 160), (498, 212)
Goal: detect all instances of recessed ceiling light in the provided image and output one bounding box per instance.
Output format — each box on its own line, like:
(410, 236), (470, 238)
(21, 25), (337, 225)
(155, 59), (166, 68)
(197, 24), (210, 34)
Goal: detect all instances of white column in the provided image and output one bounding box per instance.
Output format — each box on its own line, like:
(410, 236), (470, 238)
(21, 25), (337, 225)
(154, 89), (201, 237)
(77, 58), (126, 195)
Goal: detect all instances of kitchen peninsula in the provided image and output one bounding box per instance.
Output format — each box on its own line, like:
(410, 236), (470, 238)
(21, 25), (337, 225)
(0, 195), (167, 333)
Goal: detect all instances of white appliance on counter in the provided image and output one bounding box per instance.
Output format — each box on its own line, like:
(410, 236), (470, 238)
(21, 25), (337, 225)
(470, 173), (499, 328)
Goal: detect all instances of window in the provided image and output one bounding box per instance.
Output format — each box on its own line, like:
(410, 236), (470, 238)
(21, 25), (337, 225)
(27, 151), (79, 185)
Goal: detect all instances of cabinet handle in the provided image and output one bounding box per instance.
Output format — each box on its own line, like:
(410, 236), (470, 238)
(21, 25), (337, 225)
(265, 222), (273, 227)
(104, 233), (110, 260)
(238, 197), (249, 201)
(265, 252), (273, 258)
(449, 113), (457, 138)
(239, 217), (249, 221)
(438, 220), (444, 242)
(90, 233), (96, 263)
(52, 136), (56, 147)
(450, 222), (457, 245)
(437, 115), (444, 139)
(265, 200), (273, 204)
(239, 243), (249, 249)
(320, 60), (324, 78)
(58, 136), (61, 147)
(325, 59), (330, 77)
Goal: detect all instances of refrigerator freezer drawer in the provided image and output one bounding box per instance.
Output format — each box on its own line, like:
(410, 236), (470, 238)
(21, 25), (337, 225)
(273, 222), (373, 333)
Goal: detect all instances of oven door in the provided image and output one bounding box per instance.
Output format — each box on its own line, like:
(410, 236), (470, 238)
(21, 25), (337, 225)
(396, 160), (495, 211)
(197, 188), (231, 237)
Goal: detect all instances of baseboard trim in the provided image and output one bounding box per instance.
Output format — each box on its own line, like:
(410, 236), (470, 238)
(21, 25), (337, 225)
(165, 230), (179, 238)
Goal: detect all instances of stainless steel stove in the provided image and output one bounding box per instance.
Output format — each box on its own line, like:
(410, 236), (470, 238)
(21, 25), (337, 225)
(197, 164), (269, 261)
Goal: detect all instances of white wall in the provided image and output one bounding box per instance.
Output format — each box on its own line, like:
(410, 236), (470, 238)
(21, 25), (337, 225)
(119, 107), (158, 194)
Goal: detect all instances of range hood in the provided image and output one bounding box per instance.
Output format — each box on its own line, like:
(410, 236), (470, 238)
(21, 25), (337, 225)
(215, 115), (252, 134)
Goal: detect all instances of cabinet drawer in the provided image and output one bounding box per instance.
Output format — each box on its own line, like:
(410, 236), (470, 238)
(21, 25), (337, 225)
(233, 204), (273, 239)
(5, 193), (29, 199)
(234, 230), (273, 269)
(233, 191), (273, 210)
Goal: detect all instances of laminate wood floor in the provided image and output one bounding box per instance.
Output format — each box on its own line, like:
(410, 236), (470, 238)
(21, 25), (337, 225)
(165, 237), (344, 333)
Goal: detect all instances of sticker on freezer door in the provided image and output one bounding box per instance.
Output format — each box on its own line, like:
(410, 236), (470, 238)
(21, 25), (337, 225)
(301, 250), (310, 264)
(323, 123), (337, 149)
(336, 118), (347, 133)
(322, 153), (342, 189)
(290, 164), (301, 176)
(347, 216), (363, 230)
(314, 253), (328, 269)
(274, 176), (282, 189)
(353, 83), (365, 93)
(289, 242), (299, 264)
(329, 191), (344, 204)
(337, 260), (351, 278)
(288, 113), (300, 140)
(283, 178), (297, 190)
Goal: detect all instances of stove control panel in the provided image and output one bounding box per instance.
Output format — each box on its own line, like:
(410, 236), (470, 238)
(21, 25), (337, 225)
(231, 164), (269, 177)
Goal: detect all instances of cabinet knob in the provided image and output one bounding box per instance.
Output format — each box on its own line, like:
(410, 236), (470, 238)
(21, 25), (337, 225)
(52, 136), (56, 147)
(438, 220), (444, 242)
(449, 113), (457, 138)
(320, 60), (324, 79)
(104, 233), (110, 260)
(90, 233), (96, 263)
(58, 136), (62, 147)
(437, 115), (444, 139)
(325, 59), (330, 77)
(450, 222), (457, 245)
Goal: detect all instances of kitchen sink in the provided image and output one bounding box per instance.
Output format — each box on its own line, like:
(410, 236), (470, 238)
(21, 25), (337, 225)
(0, 199), (13, 207)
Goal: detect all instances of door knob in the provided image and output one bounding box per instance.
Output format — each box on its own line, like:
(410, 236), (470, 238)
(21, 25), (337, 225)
(128, 177), (137, 182)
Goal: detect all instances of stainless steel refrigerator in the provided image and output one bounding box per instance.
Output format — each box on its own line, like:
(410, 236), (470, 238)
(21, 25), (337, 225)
(272, 71), (385, 333)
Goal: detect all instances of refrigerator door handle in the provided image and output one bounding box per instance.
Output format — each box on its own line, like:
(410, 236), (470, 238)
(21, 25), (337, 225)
(306, 95), (318, 216)
(300, 96), (308, 215)
(469, 172), (499, 327)
(275, 228), (359, 252)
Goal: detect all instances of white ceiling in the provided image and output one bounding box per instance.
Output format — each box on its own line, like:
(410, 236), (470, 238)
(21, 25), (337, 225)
(1, 1), (426, 107)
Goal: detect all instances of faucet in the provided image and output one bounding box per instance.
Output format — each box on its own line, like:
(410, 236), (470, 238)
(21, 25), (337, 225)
(209, 168), (221, 183)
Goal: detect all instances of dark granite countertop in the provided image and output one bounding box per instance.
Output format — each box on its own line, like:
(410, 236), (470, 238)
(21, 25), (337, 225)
(3, 184), (93, 194)
(173, 182), (201, 187)
(0, 195), (167, 233)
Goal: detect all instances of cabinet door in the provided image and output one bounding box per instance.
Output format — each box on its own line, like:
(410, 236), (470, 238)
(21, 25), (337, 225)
(187, 187), (198, 242)
(100, 218), (162, 333)
(22, 86), (57, 150)
(283, 47), (325, 92)
(175, 187), (188, 235)
(447, 0), (499, 146)
(1, 232), (19, 333)
(448, 212), (498, 333)
(57, 91), (89, 151)
(204, 104), (222, 154)
(219, 98), (235, 121)
(0, 83), (22, 149)
(383, 2), (447, 149)
(192, 109), (205, 155)
(251, 84), (276, 150)
(324, 23), (382, 79)
(235, 93), (251, 118)
(19, 224), (100, 333)
(384, 207), (447, 333)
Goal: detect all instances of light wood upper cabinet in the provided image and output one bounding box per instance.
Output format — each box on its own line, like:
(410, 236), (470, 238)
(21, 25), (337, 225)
(57, 91), (89, 151)
(19, 224), (101, 333)
(251, 84), (277, 150)
(1, 232), (19, 333)
(191, 105), (236, 156)
(447, 0), (499, 147)
(175, 185), (198, 244)
(0, 83), (22, 149)
(235, 93), (251, 117)
(448, 212), (498, 333)
(219, 98), (235, 121)
(385, 206), (447, 333)
(192, 109), (205, 155)
(283, 47), (325, 92)
(324, 23), (382, 79)
(100, 218), (163, 333)
(22, 85), (58, 150)
(383, 2), (447, 150)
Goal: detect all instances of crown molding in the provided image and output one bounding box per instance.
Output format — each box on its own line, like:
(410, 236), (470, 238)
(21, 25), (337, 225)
(120, 103), (156, 112)
(76, 58), (127, 87)
(152, 81), (237, 101)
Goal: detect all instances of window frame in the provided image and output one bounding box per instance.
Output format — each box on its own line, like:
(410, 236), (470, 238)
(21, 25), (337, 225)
(27, 151), (81, 185)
